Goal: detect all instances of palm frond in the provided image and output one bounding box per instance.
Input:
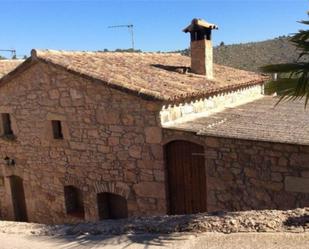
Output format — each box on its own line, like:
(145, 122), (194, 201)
(265, 78), (300, 95)
(260, 63), (309, 73)
(261, 12), (309, 107)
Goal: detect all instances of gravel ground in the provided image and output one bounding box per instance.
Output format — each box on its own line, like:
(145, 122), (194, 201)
(1, 232), (309, 249)
(0, 208), (308, 236)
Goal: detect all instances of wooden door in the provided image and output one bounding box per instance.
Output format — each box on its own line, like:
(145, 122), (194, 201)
(165, 140), (207, 215)
(10, 176), (28, 222)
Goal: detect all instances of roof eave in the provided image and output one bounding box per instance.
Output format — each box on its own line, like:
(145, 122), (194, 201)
(0, 51), (166, 103)
(0, 57), (38, 86)
(37, 57), (166, 102)
(164, 79), (265, 105)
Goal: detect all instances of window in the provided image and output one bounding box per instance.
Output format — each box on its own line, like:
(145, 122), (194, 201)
(97, 192), (128, 220)
(64, 186), (85, 218)
(1, 113), (13, 136)
(51, 120), (63, 139)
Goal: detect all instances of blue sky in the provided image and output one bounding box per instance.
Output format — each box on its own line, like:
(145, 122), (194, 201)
(0, 0), (308, 58)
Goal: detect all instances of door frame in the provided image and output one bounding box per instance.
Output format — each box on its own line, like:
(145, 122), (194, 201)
(9, 175), (28, 222)
(163, 139), (207, 215)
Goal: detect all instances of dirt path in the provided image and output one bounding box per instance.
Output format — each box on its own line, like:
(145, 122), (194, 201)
(1, 232), (308, 249)
(0, 208), (308, 248)
(0, 208), (308, 236)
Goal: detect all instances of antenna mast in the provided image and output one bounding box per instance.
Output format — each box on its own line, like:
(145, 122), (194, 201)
(0, 49), (16, 58)
(108, 24), (135, 50)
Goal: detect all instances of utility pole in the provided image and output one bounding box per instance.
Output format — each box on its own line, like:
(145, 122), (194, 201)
(0, 49), (16, 59)
(108, 24), (135, 50)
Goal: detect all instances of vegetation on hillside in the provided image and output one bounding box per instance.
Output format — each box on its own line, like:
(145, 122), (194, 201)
(174, 36), (299, 72)
(215, 36), (299, 72)
(99, 48), (142, 53)
(0, 36), (299, 69)
(261, 13), (309, 106)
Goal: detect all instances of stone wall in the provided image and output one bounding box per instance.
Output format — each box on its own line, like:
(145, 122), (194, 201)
(0, 176), (5, 218)
(163, 129), (309, 212)
(160, 84), (263, 124)
(0, 61), (166, 224)
(0, 58), (303, 224)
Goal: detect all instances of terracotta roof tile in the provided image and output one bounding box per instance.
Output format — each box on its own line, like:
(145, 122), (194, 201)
(183, 18), (218, 32)
(0, 60), (23, 78)
(164, 97), (309, 145)
(31, 49), (265, 102)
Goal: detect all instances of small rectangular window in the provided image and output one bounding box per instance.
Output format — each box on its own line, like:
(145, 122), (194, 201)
(2, 113), (13, 135)
(51, 120), (63, 139)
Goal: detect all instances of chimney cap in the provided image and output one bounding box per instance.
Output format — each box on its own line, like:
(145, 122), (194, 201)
(183, 18), (218, 33)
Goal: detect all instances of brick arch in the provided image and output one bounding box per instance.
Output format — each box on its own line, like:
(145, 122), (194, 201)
(63, 175), (85, 190)
(162, 134), (205, 147)
(92, 181), (130, 199)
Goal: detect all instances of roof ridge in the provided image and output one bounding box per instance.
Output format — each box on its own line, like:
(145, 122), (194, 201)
(0, 48), (265, 103)
(0, 59), (24, 62)
(31, 49), (183, 56)
(32, 48), (100, 54)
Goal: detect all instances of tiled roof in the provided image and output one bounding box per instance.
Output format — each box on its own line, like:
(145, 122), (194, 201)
(183, 18), (218, 32)
(0, 49), (265, 102)
(163, 96), (309, 145)
(0, 60), (23, 78)
(32, 49), (265, 102)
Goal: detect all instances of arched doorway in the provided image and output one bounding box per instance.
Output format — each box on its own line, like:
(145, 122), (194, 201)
(97, 192), (128, 220)
(9, 176), (28, 222)
(165, 140), (207, 215)
(64, 185), (85, 218)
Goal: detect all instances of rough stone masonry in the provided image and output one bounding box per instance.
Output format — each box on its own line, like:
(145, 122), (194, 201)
(1, 17), (308, 224)
(0, 61), (166, 224)
(163, 129), (309, 212)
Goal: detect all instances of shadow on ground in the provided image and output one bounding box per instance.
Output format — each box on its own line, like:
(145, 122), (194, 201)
(35, 233), (189, 249)
(37, 211), (241, 248)
(283, 215), (309, 227)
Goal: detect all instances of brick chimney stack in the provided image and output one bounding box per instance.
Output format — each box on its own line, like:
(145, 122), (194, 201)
(183, 18), (218, 79)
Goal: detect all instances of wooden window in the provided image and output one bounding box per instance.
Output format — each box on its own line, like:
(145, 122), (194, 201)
(1, 113), (13, 136)
(64, 186), (85, 218)
(51, 120), (63, 139)
(97, 192), (128, 220)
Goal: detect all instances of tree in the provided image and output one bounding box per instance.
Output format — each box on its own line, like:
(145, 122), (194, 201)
(260, 13), (309, 106)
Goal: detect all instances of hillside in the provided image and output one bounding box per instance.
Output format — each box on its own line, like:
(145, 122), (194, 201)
(176, 37), (299, 72)
(0, 37), (299, 70)
(214, 37), (299, 72)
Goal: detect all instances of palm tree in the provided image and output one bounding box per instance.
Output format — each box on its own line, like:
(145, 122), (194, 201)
(260, 13), (309, 106)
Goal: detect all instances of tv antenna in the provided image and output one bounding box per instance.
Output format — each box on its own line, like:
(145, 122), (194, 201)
(108, 24), (135, 50)
(0, 49), (16, 59)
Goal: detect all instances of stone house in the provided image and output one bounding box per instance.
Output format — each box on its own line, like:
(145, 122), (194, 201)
(0, 18), (308, 224)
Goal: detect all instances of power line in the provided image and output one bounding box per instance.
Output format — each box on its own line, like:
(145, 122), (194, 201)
(0, 49), (16, 58)
(108, 24), (135, 50)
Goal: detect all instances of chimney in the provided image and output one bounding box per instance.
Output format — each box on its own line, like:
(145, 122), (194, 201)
(183, 18), (218, 79)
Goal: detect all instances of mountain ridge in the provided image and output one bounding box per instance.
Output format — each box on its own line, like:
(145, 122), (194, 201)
(174, 37), (299, 72)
